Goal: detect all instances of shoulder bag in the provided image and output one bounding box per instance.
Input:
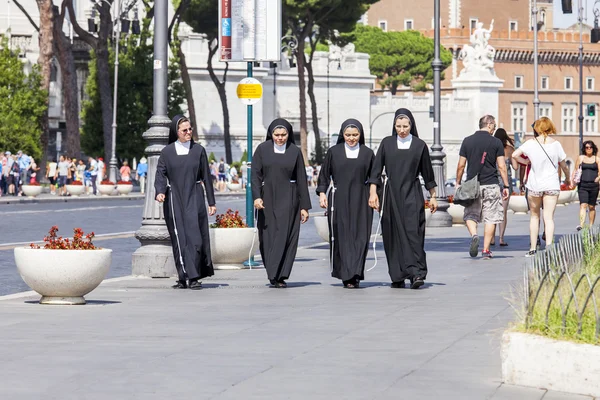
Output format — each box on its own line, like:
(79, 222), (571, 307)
(454, 137), (495, 206)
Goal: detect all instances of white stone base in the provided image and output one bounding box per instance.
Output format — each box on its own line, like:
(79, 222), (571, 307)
(502, 331), (600, 397)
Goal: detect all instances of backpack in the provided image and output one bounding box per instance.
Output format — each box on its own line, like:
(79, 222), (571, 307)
(218, 163), (225, 173)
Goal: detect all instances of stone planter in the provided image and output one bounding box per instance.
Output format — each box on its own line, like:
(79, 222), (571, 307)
(425, 208), (431, 225)
(21, 185), (42, 198)
(313, 215), (330, 242)
(509, 196), (528, 214)
(447, 203), (465, 225)
(502, 331), (600, 397)
(65, 184), (85, 197)
(14, 247), (112, 305)
(116, 184), (133, 196)
(209, 227), (259, 269)
(569, 190), (579, 203)
(226, 182), (242, 192)
(98, 184), (115, 196)
(557, 190), (571, 206)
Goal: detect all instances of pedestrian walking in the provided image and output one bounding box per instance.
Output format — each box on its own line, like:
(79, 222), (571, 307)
(46, 157), (57, 195)
(120, 160), (131, 182)
(455, 115), (510, 259)
(317, 119), (374, 289)
(572, 140), (600, 230)
(57, 155), (69, 196)
(492, 128), (515, 246)
(252, 118), (312, 288)
(511, 117), (571, 256)
(368, 108), (437, 289)
(155, 115), (216, 290)
(88, 157), (98, 195)
(136, 157), (148, 194)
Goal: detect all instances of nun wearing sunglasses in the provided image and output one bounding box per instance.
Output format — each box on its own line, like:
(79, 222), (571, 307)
(252, 119), (312, 288)
(316, 119), (375, 289)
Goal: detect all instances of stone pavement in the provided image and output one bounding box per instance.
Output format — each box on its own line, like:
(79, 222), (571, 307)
(0, 203), (596, 399)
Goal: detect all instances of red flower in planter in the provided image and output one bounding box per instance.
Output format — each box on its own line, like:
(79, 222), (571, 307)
(117, 181), (133, 185)
(30, 226), (98, 250)
(101, 180), (115, 185)
(210, 209), (248, 228)
(69, 180), (83, 186)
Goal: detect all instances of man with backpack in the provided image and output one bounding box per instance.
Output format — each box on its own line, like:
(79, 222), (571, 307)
(217, 158), (227, 192)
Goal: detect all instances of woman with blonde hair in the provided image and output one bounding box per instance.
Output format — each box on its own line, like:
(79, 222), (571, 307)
(512, 117), (571, 256)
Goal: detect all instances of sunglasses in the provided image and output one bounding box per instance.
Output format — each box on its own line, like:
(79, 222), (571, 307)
(586, 146), (593, 149)
(180, 127), (193, 133)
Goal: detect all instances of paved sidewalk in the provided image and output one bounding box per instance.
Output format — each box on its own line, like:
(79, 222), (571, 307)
(0, 204), (595, 399)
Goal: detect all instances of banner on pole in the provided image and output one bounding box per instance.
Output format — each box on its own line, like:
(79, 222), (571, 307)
(218, 0), (282, 62)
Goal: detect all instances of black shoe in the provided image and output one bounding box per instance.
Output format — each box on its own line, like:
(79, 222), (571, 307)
(172, 281), (188, 289)
(391, 281), (406, 289)
(278, 279), (288, 288)
(188, 280), (202, 290)
(469, 235), (480, 258)
(410, 277), (425, 289)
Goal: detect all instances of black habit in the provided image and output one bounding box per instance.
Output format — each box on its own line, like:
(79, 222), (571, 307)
(369, 108), (436, 283)
(251, 119), (312, 282)
(316, 119), (374, 283)
(155, 115), (216, 283)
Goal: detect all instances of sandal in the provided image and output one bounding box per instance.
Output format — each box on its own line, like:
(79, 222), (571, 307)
(499, 242), (508, 247)
(410, 276), (425, 289)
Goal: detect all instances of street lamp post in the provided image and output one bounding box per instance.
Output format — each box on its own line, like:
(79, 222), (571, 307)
(578, 0), (584, 150)
(533, 0), (540, 121)
(108, 0), (122, 184)
(132, 0), (173, 277)
(428, 0), (452, 228)
(369, 111), (396, 148)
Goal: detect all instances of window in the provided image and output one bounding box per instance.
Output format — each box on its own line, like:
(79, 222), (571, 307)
(470, 18), (478, 35)
(562, 104), (576, 132)
(509, 21), (518, 31)
(512, 103), (526, 133)
(540, 104), (552, 119)
(585, 104), (597, 133)
(378, 20), (388, 32)
(540, 10), (547, 26)
(404, 19), (414, 30)
(515, 75), (524, 89)
(565, 77), (573, 90)
(541, 76), (549, 90)
(587, 77), (595, 90)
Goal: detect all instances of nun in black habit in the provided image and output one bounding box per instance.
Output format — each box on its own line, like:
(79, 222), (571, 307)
(316, 119), (374, 289)
(368, 108), (438, 289)
(155, 115), (216, 290)
(252, 119), (312, 288)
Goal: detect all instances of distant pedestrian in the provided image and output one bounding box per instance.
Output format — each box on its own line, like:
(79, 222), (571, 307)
(217, 158), (227, 191)
(57, 155), (70, 196)
(455, 115), (509, 260)
(572, 140), (600, 230)
(46, 157), (57, 195)
(512, 117), (571, 256)
(88, 157), (98, 195)
(120, 160), (131, 182)
(136, 157), (148, 194)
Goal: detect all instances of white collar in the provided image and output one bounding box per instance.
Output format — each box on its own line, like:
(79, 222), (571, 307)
(397, 134), (412, 143)
(176, 140), (191, 148)
(274, 142), (286, 153)
(345, 143), (360, 151)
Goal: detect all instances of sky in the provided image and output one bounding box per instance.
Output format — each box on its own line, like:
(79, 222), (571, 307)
(554, 0), (599, 28)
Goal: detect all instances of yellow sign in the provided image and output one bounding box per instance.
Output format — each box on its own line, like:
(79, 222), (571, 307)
(237, 84), (263, 99)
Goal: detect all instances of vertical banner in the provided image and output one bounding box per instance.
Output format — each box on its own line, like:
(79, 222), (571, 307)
(220, 0), (232, 60)
(242, 0), (256, 60)
(231, 0), (243, 60)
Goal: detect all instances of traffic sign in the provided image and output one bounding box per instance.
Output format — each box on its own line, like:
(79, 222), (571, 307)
(236, 78), (263, 105)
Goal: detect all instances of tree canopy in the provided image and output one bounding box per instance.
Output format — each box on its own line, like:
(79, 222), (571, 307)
(0, 42), (46, 159)
(81, 36), (184, 162)
(349, 25), (453, 94)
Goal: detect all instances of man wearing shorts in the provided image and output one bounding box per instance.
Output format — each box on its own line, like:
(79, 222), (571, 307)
(455, 115), (510, 259)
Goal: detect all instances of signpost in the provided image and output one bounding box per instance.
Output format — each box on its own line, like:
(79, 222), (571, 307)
(220, 0), (280, 266)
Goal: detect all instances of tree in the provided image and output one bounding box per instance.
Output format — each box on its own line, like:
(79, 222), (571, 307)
(349, 25), (453, 94)
(13, 0), (82, 159)
(284, 0), (378, 164)
(81, 35), (185, 162)
(67, 0), (114, 163)
(181, 0), (234, 164)
(0, 41), (46, 159)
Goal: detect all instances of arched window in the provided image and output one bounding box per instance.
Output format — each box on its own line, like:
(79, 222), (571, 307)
(540, 9), (547, 26)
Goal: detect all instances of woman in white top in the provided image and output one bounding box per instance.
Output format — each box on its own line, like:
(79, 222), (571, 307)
(512, 117), (571, 256)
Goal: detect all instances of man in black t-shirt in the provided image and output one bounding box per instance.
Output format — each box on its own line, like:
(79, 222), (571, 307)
(456, 115), (510, 259)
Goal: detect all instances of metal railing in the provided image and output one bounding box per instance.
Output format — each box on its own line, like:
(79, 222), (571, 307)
(524, 226), (600, 341)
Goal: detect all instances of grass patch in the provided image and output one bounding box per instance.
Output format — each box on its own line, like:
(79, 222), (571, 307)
(513, 228), (600, 345)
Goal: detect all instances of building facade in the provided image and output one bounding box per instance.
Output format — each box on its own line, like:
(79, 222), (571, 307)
(366, 0), (600, 163)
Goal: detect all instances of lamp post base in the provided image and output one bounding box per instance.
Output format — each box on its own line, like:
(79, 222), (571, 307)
(133, 225), (176, 277)
(243, 257), (262, 268)
(427, 200), (453, 228)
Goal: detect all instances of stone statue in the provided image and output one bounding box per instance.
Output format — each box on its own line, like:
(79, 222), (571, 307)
(458, 20), (496, 75)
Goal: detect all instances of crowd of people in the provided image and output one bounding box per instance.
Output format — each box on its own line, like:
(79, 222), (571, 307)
(155, 110), (599, 291)
(0, 152), (149, 197)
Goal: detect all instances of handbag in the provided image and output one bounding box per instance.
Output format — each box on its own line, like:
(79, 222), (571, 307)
(572, 162), (582, 185)
(454, 138), (495, 206)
